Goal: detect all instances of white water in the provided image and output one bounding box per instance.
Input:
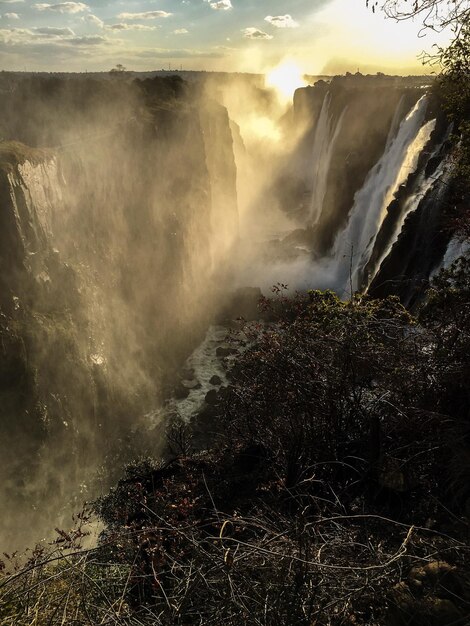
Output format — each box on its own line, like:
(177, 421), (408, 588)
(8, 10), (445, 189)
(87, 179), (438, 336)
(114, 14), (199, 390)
(332, 95), (432, 293)
(309, 93), (346, 224)
(172, 325), (229, 422)
(165, 92), (452, 426)
(432, 237), (470, 277)
(367, 150), (449, 288)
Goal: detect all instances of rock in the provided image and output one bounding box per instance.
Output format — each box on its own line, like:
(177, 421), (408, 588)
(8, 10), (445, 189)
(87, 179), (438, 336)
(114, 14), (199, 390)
(209, 375), (222, 386)
(387, 592), (462, 626)
(408, 561), (464, 599)
(174, 383), (190, 400)
(182, 379), (201, 390)
(409, 561), (455, 587)
(205, 389), (219, 406)
(387, 562), (467, 626)
(181, 367), (195, 380)
(216, 344), (238, 357)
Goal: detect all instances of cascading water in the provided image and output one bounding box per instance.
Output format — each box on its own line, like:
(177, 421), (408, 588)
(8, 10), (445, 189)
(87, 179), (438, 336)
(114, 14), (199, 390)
(309, 93), (346, 224)
(331, 95), (433, 293)
(438, 237), (470, 271)
(366, 149), (450, 290)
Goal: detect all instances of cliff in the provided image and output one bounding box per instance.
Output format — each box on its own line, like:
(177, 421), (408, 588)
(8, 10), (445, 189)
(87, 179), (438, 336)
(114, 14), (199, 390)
(0, 76), (239, 546)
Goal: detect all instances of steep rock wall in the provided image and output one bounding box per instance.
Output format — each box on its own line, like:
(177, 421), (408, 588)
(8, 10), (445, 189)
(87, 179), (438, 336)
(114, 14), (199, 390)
(0, 80), (238, 546)
(292, 79), (425, 251)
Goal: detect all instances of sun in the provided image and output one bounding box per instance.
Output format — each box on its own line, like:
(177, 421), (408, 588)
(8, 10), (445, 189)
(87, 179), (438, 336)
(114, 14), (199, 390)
(265, 62), (307, 103)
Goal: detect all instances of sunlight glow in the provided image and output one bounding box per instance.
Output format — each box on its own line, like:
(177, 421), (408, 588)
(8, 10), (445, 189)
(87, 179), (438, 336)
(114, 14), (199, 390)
(265, 62), (307, 103)
(245, 115), (282, 143)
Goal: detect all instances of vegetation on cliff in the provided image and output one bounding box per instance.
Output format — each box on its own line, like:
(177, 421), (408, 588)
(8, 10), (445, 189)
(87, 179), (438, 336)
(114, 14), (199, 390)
(1, 255), (469, 625)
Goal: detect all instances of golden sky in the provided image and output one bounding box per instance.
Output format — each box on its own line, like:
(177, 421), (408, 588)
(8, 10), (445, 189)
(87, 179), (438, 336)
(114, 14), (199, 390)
(0, 0), (452, 73)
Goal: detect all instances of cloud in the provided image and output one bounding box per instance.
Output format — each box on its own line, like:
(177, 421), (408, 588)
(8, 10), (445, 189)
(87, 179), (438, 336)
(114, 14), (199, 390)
(106, 23), (157, 31)
(264, 14), (299, 29)
(0, 27), (33, 41)
(0, 25), (108, 46)
(68, 35), (106, 44)
(207, 0), (232, 10)
(35, 26), (75, 35)
(34, 2), (89, 13)
(83, 13), (103, 28)
(173, 28), (188, 35)
(242, 27), (272, 40)
(3, 11), (19, 18)
(131, 47), (225, 59)
(117, 10), (171, 20)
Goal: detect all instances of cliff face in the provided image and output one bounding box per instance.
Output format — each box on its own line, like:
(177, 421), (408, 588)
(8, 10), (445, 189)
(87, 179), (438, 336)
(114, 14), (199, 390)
(0, 77), (238, 545)
(268, 77), (453, 298)
(368, 152), (453, 306)
(292, 80), (424, 250)
(200, 99), (239, 262)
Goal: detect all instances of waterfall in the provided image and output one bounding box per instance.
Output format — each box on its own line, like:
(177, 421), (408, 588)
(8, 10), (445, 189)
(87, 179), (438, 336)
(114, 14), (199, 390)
(367, 150), (450, 289)
(439, 237), (470, 270)
(430, 229), (470, 279)
(332, 95), (432, 293)
(309, 93), (346, 225)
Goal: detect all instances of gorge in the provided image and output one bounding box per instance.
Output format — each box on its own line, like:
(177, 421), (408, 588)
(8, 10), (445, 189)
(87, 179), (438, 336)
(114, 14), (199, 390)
(0, 71), (462, 552)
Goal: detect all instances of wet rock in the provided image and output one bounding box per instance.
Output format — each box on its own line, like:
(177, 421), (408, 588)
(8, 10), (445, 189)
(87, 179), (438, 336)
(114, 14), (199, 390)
(209, 375), (222, 386)
(181, 367), (195, 380)
(190, 404), (221, 450)
(205, 389), (219, 406)
(216, 344), (238, 358)
(174, 383), (190, 400)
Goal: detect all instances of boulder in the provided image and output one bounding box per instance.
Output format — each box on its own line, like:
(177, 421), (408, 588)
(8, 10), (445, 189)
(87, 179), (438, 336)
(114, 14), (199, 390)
(174, 383), (190, 400)
(205, 389), (219, 406)
(181, 367), (195, 380)
(387, 562), (467, 626)
(209, 375), (222, 386)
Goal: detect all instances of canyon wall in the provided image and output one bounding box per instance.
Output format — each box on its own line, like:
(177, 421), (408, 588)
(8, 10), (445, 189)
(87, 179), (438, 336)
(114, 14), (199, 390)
(0, 76), (238, 545)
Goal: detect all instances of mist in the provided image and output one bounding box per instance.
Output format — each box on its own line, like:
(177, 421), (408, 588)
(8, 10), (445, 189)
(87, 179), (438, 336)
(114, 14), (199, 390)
(0, 73), (239, 549)
(0, 63), (452, 552)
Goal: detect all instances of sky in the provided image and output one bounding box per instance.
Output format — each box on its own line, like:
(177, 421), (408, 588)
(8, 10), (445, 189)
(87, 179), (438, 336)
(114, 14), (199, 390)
(0, 0), (452, 73)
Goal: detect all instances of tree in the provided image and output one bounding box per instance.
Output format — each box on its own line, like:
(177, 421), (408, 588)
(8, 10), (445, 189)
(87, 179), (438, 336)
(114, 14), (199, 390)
(376, 0), (470, 239)
(438, 20), (470, 231)
(379, 0), (470, 33)
(109, 64), (126, 74)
